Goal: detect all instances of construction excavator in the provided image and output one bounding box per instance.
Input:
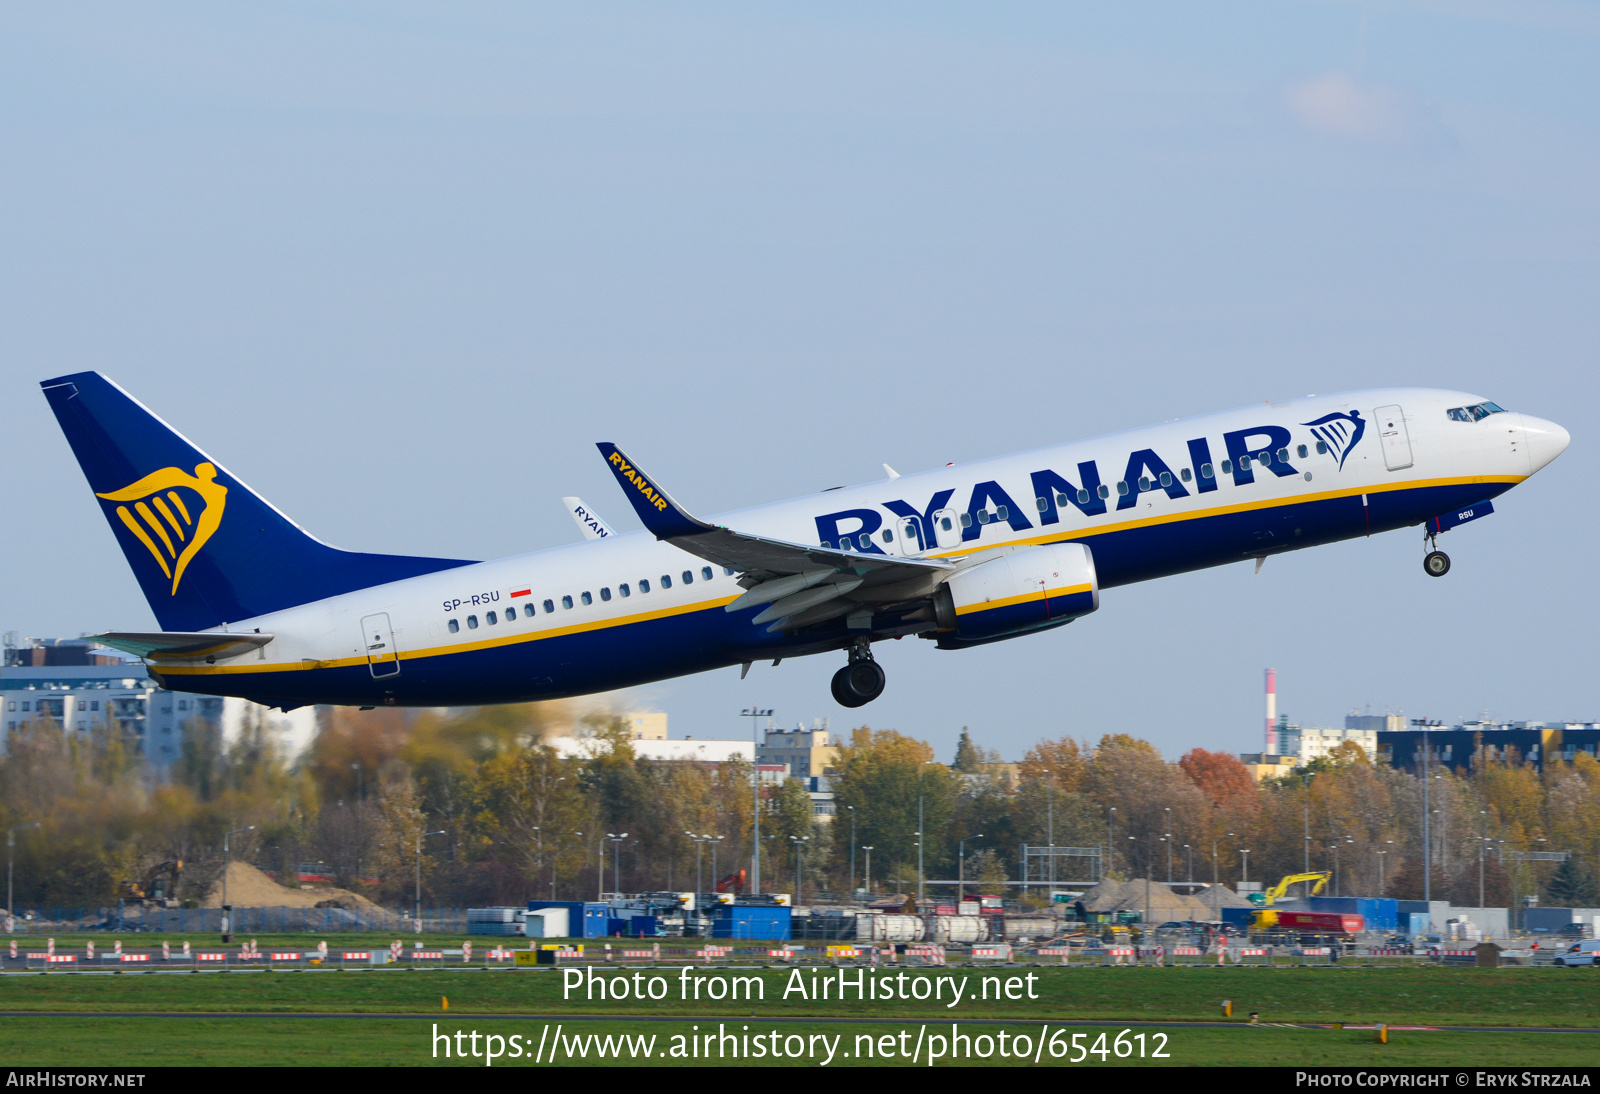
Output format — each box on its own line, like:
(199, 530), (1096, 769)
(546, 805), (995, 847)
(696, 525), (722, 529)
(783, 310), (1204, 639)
(1247, 871), (1331, 930)
(117, 858), (183, 907)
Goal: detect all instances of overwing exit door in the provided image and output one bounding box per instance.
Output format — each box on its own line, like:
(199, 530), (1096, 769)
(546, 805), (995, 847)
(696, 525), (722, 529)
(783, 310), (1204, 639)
(361, 612), (400, 678)
(931, 508), (963, 549)
(892, 516), (925, 555)
(1374, 405), (1414, 471)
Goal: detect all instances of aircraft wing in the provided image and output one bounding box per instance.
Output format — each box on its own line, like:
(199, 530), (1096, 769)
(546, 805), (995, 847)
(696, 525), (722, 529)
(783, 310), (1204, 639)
(91, 631), (275, 663)
(596, 442), (953, 631)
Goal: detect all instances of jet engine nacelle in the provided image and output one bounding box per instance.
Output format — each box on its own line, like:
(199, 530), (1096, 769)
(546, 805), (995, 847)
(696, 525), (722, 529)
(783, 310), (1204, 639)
(933, 542), (1098, 645)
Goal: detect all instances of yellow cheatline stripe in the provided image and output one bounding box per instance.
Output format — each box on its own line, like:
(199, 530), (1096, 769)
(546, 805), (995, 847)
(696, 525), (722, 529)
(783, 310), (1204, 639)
(151, 496), (186, 542)
(157, 593), (747, 676)
(136, 501), (177, 558)
(166, 490), (193, 526)
(954, 583), (1092, 616)
(925, 474), (1522, 560)
(114, 507), (172, 580)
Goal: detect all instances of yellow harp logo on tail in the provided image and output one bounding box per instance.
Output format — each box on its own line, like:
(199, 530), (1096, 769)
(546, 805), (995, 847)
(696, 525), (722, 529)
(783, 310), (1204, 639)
(96, 463), (228, 595)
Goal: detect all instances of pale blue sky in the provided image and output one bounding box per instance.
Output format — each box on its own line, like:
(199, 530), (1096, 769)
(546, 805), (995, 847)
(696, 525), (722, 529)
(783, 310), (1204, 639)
(3, 2), (1595, 759)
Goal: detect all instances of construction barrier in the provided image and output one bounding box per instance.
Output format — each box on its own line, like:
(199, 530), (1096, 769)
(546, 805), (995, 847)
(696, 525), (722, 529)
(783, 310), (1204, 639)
(196, 953), (227, 964)
(1037, 947), (1073, 966)
(1106, 947), (1136, 964)
(269, 952), (301, 964)
(696, 946), (732, 963)
(906, 945), (947, 966)
(766, 948), (800, 961)
(970, 944), (1011, 962)
(619, 944), (661, 962)
(826, 945), (861, 963)
(118, 953), (150, 964)
(409, 951), (445, 962)
(462, 942), (472, 964)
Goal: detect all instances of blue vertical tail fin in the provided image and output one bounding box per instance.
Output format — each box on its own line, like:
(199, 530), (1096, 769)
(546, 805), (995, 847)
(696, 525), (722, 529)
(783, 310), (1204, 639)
(42, 372), (474, 631)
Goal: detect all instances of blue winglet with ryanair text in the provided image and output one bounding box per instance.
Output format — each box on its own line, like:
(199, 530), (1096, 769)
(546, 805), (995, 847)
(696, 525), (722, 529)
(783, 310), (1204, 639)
(595, 443), (710, 540)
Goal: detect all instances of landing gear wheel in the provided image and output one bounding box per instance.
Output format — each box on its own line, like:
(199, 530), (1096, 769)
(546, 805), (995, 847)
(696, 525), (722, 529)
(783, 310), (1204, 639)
(831, 659), (886, 708)
(1423, 550), (1451, 577)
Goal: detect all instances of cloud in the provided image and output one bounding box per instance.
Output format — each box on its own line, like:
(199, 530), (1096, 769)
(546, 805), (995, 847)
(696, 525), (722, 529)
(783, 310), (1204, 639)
(1283, 72), (1446, 148)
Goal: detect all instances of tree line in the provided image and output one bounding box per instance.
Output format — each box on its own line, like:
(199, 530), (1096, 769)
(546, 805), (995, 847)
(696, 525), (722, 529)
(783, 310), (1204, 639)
(2, 705), (1597, 910)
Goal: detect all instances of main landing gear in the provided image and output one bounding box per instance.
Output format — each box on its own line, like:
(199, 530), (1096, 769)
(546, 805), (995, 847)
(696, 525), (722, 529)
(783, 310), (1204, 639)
(1423, 528), (1450, 578)
(831, 639), (885, 708)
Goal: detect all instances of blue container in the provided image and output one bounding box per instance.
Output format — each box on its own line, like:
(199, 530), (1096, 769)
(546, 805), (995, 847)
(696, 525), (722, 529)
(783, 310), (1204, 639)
(710, 905), (792, 941)
(630, 915), (659, 937)
(1308, 897), (1397, 932)
(1220, 907), (1254, 929)
(527, 901), (585, 938)
(582, 903), (609, 939)
(606, 917), (629, 936)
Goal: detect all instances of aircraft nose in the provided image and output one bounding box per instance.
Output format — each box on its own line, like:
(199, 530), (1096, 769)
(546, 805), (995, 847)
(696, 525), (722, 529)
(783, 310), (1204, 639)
(1521, 414), (1570, 474)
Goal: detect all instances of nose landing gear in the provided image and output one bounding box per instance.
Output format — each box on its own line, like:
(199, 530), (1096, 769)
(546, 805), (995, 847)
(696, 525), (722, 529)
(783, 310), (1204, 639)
(1423, 529), (1450, 577)
(831, 639), (885, 708)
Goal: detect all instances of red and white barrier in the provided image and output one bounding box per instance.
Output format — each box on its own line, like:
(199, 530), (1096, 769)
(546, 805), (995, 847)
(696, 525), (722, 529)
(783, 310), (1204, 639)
(86, 941), (94, 960)
(766, 948), (799, 961)
(1107, 947), (1136, 964)
(47, 938), (54, 956)
(197, 953), (227, 963)
(182, 941), (191, 957)
(907, 945), (947, 965)
(1171, 947), (1202, 956)
(341, 952), (371, 962)
(269, 953), (300, 963)
(621, 944), (661, 961)
(410, 951), (444, 960)
(113, 941), (122, 957)
(9, 940), (16, 960)
(696, 946), (731, 962)
(969, 945), (1008, 962)
(830, 947), (862, 962)
(120, 953), (149, 963)
(1037, 946), (1073, 965)
(45, 954), (75, 965)
(390, 941), (403, 961)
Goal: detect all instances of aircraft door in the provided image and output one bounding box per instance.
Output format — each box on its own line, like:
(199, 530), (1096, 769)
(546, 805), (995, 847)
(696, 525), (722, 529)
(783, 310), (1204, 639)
(1375, 405), (1414, 471)
(360, 612), (401, 678)
(931, 508), (963, 550)
(893, 516), (925, 556)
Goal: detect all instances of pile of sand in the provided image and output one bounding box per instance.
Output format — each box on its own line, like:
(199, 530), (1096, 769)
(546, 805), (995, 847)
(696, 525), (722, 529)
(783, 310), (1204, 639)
(1077, 878), (1219, 921)
(204, 861), (387, 915)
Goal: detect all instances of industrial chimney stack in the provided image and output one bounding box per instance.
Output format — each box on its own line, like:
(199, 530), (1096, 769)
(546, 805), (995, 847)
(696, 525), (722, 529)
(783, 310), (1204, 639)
(1264, 668), (1277, 753)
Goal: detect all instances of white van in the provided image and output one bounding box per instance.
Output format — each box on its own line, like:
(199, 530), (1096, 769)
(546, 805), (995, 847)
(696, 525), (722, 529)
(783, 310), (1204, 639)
(1552, 940), (1600, 966)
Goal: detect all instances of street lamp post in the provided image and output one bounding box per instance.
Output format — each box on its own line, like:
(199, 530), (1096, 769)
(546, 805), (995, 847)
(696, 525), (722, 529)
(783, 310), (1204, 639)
(1239, 848), (1251, 886)
(789, 836), (810, 904)
(1479, 810), (1489, 909)
(1108, 808), (1116, 876)
(688, 833), (707, 901)
(416, 828), (445, 927)
(742, 708), (773, 895)
(916, 760), (934, 905)
(606, 833), (628, 897)
(1184, 844), (1192, 883)
(221, 825), (255, 941)
(861, 846), (874, 896)
(958, 834), (984, 906)
(707, 836), (723, 898)
(7, 822), (41, 917)
(1164, 808), (1172, 883)
(846, 805), (857, 899)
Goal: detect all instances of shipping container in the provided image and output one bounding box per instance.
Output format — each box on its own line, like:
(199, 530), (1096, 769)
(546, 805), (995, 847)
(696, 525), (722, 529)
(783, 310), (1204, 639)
(709, 904), (792, 941)
(1307, 896), (1398, 931)
(1274, 911), (1363, 934)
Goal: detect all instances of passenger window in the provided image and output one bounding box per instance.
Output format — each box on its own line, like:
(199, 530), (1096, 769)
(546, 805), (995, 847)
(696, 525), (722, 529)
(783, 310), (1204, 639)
(600, 588), (611, 602)
(467, 615), (479, 629)
(857, 533), (871, 548)
(1315, 441), (1327, 454)
(960, 512), (973, 528)
(724, 567), (735, 576)
(544, 599), (555, 613)
(703, 566), (714, 580)
(562, 595), (574, 609)
(661, 575), (672, 588)
(1138, 476), (1151, 491)
(639, 580), (650, 593)
(1278, 448), (1289, 463)
(682, 570), (693, 585)
(1037, 496), (1050, 512)
(1297, 444), (1308, 458)
(1077, 489), (1090, 504)
(1116, 481), (1129, 496)
(977, 510), (990, 524)
(1201, 463), (1213, 479)
(1220, 460), (1233, 474)
(821, 540), (834, 549)
(881, 529), (893, 543)
(1257, 452), (1269, 466)
(486, 611), (497, 625)
(448, 619), (459, 633)
(524, 602), (535, 616)
(1179, 468), (1192, 482)
(1097, 484), (1110, 499)
(581, 591), (593, 605)
(1240, 455), (1253, 469)
(620, 583), (630, 598)
(941, 516), (954, 531)
(996, 505), (1008, 521)
(1159, 471), (1172, 487)
(505, 606), (516, 621)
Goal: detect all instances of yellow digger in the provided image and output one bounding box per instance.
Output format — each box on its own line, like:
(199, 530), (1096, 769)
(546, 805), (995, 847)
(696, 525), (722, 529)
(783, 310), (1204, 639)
(1248, 871), (1331, 930)
(117, 858), (182, 907)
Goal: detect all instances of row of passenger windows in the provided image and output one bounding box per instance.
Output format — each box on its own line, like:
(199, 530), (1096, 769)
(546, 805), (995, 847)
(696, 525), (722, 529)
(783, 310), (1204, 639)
(821, 443), (1331, 549)
(447, 566), (733, 633)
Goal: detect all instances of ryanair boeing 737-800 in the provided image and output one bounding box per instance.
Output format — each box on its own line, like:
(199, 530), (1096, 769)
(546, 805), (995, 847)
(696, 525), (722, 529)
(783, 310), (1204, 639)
(41, 374), (1567, 710)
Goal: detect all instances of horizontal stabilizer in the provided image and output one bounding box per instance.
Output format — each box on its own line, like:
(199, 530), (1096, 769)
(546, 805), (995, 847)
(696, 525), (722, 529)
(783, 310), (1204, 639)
(92, 631), (275, 663)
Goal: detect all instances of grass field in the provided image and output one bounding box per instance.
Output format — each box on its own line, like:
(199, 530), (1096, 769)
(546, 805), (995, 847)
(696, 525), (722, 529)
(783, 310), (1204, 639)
(5, 964), (1597, 1066)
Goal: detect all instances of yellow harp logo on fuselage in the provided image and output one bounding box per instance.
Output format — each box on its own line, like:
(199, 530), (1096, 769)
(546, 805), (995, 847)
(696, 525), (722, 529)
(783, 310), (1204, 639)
(97, 463), (228, 596)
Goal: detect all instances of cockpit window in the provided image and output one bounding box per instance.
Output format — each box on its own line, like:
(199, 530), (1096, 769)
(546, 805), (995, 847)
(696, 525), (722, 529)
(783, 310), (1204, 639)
(1447, 402), (1506, 422)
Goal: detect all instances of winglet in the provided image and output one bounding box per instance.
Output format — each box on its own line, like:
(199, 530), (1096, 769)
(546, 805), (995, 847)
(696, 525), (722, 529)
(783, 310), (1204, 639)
(595, 443), (710, 540)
